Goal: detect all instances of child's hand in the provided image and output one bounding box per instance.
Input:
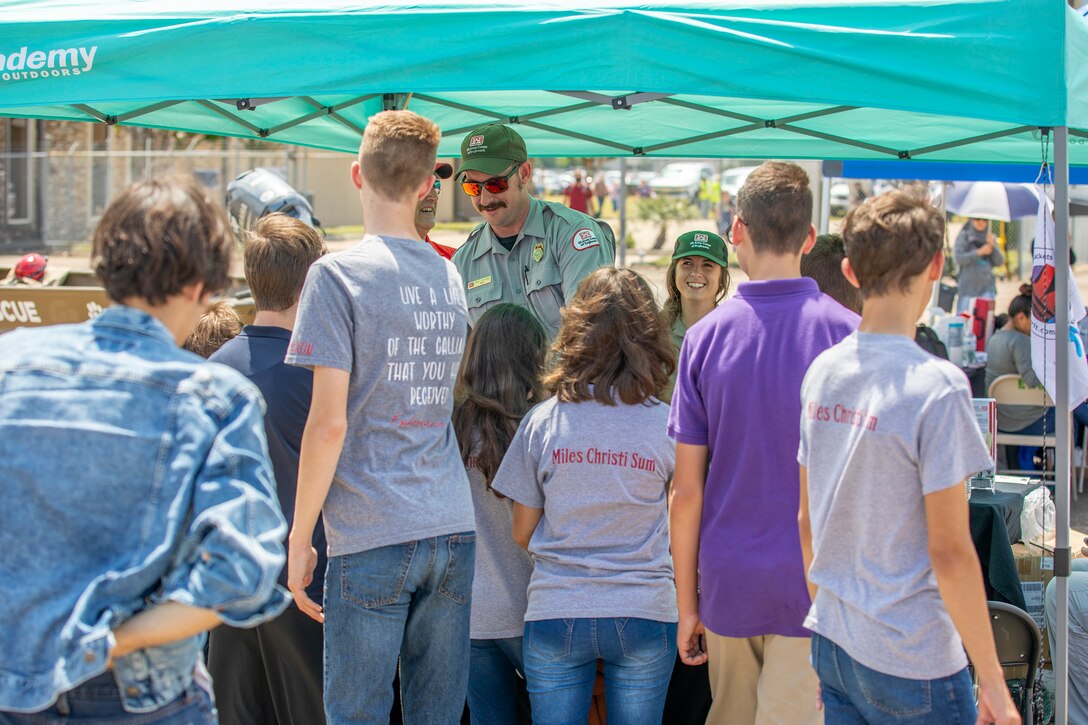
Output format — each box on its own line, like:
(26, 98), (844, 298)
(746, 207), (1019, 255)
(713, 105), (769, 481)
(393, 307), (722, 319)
(975, 676), (1020, 725)
(677, 612), (708, 666)
(287, 538), (323, 623)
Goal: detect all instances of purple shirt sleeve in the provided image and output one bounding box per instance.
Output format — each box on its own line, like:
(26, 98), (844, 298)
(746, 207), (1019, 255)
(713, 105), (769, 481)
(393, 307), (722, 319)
(667, 333), (709, 445)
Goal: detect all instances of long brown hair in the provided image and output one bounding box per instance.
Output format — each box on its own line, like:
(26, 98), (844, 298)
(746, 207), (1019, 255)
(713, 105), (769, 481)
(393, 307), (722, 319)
(663, 257), (729, 327)
(453, 304), (548, 488)
(546, 267), (675, 405)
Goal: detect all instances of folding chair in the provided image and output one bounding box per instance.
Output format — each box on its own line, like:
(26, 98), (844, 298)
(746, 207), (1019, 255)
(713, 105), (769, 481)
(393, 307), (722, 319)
(988, 374), (1055, 479)
(986, 601), (1042, 725)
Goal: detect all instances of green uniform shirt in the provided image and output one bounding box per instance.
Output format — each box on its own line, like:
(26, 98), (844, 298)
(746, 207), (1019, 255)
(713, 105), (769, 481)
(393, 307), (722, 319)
(452, 197), (615, 338)
(662, 316), (687, 403)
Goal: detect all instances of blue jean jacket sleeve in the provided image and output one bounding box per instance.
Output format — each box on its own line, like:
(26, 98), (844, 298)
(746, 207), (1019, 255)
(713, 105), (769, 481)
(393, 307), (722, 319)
(155, 387), (291, 627)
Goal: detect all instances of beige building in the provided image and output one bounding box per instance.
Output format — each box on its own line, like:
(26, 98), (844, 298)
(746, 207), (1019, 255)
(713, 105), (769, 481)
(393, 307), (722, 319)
(0, 119), (460, 253)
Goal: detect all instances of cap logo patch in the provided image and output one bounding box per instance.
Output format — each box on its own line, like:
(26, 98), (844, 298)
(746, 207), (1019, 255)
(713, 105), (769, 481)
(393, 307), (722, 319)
(469, 135), (485, 146)
(572, 228), (599, 252)
(691, 240), (711, 250)
(694, 233), (709, 242)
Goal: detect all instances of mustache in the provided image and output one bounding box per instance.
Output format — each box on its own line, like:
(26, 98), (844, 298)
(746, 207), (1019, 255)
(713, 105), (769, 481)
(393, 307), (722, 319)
(478, 202), (506, 212)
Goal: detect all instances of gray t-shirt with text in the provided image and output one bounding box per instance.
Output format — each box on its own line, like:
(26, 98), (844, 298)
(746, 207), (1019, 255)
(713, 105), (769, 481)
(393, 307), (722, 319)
(492, 397), (677, 623)
(798, 332), (993, 679)
(466, 443), (533, 639)
(286, 235), (475, 556)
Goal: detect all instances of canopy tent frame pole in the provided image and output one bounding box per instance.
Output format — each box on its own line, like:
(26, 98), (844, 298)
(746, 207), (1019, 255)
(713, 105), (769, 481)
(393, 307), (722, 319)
(71, 104), (114, 125)
(658, 97), (855, 125)
(299, 96), (371, 137)
(113, 101), (183, 124)
(819, 171), (831, 235)
(30, 94), (1058, 168)
(262, 94), (377, 137)
(907, 126), (1038, 158)
(638, 122), (764, 154)
(933, 182), (948, 309)
(1054, 124), (1072, 725)
(439, 101), (602, 137)
(552, 91), (673, 109)
(194, 100), (269, 137)
(618, 156), (627, 268)
(516, 118), (632, 153)
(649, 100), (907, 157)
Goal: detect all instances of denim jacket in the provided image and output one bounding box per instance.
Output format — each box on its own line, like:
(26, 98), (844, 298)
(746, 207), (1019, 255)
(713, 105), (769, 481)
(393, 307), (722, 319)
(0, 306), (290, 714)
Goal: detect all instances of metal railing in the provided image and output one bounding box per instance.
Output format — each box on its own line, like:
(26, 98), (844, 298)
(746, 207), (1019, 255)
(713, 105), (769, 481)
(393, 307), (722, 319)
(0, 144), (350, 253)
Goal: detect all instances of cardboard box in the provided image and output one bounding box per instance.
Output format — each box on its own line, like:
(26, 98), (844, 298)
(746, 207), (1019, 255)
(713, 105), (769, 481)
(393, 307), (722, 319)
(1012, 528), (1086, 667)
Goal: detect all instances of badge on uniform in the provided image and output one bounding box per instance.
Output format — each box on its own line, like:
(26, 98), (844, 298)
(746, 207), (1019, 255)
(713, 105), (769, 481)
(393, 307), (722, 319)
(571, 228), (599, 251)
(532, 242), (544, 263)
(467, 275), (492, 290)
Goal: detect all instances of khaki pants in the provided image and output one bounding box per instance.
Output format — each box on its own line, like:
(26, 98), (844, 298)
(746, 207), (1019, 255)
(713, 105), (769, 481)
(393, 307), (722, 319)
(704, 629), (822, 725)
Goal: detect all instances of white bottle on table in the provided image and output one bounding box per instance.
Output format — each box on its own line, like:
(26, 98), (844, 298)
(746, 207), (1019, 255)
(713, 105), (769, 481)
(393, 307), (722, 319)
(962, 328), (977, 366)
(948, 320), (964, 367)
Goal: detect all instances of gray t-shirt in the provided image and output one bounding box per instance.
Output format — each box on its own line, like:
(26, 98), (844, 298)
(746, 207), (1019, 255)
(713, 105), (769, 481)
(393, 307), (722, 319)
(798, 332), (993, 679)
(286, 235), (475, 556)
(466, 442), (533, 639)
(985, 328), (1046, 432)
(492, 397), (677, 623)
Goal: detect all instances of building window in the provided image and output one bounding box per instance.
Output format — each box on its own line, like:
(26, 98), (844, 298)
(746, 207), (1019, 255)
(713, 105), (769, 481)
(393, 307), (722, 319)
(5, 118), (32, 224)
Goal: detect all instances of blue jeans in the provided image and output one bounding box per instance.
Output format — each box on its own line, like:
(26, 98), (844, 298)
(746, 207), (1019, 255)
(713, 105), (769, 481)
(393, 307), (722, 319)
(0, 671), (215, 724)
(523, 617), (676, 725)
(323, 533), (475, 725)
(811, 633), (976, 724)
(469, 637), (525, 725)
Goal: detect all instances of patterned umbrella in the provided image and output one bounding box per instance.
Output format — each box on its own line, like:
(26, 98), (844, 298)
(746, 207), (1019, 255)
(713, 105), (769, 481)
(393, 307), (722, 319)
(945, 181), (1039, 221)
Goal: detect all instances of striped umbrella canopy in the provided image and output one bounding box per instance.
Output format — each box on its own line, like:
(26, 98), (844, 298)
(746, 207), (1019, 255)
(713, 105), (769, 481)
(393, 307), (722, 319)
(946, 181), (1040, 221)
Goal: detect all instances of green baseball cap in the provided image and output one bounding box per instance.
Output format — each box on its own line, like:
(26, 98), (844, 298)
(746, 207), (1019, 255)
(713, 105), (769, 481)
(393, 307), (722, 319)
(459, 124), (528, 177)
(672, 230), (728, 267)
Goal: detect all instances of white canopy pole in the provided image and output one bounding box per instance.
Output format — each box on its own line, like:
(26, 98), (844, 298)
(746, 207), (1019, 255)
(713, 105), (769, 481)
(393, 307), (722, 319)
(618, 156), (628, 268)
(819, 172), (831, 235)
(931, 181), (948, 310)
(1054, 125), (1072, 725)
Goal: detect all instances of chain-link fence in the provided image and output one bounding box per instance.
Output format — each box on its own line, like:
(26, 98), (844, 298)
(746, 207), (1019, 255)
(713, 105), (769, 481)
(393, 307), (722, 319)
(0, 145), (309, 254)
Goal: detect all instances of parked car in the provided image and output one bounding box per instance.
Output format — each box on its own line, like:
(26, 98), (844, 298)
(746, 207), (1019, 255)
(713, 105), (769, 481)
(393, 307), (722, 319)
(829, 181), (851, 214)
(532, 168), (563, 195)
(650, 162), (715, 200)
(720, 165), (759, 197)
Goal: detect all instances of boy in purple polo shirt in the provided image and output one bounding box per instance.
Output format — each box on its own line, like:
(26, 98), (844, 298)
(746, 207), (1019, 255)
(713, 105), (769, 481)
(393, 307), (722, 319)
(668, 161), (858, 724)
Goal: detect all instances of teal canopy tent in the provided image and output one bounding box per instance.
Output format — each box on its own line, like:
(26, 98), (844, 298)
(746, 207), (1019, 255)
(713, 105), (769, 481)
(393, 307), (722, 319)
(1, 2), (1086, 721)
(0, 0), (1087, 163)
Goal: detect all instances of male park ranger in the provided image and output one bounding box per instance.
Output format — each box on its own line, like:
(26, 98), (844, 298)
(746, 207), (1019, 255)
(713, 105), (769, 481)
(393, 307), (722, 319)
(452, 124), (615, 338)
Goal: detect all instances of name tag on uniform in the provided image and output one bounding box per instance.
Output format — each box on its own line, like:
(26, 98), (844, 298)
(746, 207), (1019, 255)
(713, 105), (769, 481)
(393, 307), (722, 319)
(467, 275), (492, 290)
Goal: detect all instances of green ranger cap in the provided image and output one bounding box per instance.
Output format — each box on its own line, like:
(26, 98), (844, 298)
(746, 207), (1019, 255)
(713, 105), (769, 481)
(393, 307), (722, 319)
(672, 230), (728, 267)
(459, 124), (528, 177)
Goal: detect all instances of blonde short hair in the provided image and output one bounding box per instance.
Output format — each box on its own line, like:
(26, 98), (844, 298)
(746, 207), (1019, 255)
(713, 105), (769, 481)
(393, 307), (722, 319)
(183, 300), (242, 358)
(358, 110), (441, 202)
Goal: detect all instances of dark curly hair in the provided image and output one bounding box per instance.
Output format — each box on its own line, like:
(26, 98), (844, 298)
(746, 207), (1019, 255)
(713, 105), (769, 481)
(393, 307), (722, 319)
(92, 176), (233, 304)
(545, 267), (675, 405)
